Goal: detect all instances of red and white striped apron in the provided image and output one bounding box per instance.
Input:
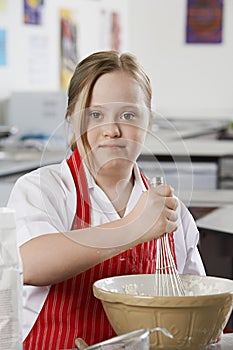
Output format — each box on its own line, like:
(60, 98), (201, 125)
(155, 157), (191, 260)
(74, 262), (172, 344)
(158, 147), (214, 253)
(24, 148), (177, 350)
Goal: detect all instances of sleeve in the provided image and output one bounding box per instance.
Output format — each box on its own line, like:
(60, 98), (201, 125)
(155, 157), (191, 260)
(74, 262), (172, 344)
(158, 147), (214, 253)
(176, 200), (206, 276)
(7, 162), (76, 247)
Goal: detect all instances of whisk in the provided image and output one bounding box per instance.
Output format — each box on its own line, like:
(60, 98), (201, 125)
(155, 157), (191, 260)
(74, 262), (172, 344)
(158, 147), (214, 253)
(150, 176), (185, 297)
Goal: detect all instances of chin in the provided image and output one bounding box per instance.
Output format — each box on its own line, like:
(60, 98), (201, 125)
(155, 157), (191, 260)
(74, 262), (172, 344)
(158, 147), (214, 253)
(96, 157), (134, 173)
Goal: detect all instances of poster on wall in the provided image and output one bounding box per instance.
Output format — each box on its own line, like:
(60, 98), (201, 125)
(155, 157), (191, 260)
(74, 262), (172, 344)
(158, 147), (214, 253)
(186, 0), (223, 43)
(60, 8), (78, 90)
(110, 12), (121, 51)
(0, 0), (7, 12)
(100, 9), (121, 52)
(0, 29), (7, 66)
(24, 0), (44, 25)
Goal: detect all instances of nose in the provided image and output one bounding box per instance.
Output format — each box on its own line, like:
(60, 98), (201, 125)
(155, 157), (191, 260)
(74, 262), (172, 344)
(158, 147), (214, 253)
(102, 122), (121, 138)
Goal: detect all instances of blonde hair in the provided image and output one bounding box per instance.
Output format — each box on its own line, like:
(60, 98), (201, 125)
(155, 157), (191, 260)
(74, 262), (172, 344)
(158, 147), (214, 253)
(66, 50), (152, 152)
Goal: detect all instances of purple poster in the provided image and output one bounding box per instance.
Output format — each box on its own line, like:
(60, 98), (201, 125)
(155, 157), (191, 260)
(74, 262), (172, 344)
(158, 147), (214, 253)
(186, 0), (223, 43)
(24, 0), (44, 25)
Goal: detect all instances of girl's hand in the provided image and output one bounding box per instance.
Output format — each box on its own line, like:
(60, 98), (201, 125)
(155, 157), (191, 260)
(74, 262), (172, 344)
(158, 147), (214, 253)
(129, 184), (178, 244)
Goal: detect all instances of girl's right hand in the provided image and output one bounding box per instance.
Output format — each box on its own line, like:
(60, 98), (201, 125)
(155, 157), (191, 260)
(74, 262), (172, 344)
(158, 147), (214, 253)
(129, 184), (179, 244)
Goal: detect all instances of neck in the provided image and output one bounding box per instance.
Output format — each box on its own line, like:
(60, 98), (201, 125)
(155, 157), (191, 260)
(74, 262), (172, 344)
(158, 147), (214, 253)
(92, 164), (135, 218)
(96, 165), (134, 189)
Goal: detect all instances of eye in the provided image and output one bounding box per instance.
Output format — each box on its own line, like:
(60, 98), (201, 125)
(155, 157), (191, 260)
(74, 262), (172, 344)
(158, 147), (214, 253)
(120, 112), (135, 121)
(89, 111), (102, 119)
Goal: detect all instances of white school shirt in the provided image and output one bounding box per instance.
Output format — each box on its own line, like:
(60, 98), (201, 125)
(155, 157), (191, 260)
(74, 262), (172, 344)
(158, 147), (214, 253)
(7, 159), (205, 340)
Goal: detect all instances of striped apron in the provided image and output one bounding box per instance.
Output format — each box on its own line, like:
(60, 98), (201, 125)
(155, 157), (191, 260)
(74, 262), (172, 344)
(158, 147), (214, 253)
(24, 148), (177, 350)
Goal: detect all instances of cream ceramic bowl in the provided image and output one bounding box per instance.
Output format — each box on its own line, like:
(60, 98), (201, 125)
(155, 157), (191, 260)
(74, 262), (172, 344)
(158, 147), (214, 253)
(93, 274), (233, 350)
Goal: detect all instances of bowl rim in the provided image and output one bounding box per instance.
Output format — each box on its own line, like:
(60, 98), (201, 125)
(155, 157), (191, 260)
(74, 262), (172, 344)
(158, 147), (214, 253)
(93, 274), (233, 307)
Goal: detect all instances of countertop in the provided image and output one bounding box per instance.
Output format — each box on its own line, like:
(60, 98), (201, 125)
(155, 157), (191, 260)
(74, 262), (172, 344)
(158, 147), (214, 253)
(178, 189), (233, 207)
(0, 147), (66, 206)
(196, 205), (233, 235)
(0, 148), (66, 177)
(142, 129), (233, 158)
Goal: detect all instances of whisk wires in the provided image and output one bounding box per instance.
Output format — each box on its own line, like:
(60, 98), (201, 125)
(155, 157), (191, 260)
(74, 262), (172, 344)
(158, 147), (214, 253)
(150, 176), (185, 297)
(155, 233), (185, 296)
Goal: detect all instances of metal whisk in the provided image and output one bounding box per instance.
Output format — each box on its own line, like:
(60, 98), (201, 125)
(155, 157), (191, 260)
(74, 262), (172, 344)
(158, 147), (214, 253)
(150, 176), (185, 296)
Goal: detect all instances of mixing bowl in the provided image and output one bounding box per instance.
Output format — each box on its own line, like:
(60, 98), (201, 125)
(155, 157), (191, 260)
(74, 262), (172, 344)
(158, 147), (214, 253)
(93, 274), (233, 350)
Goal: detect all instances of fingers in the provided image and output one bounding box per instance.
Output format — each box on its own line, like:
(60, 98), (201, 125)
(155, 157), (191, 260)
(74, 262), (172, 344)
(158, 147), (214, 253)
(150, 186), (179, 234)
(165, 196), (178, 211)
(133, 185), (179, 243)
(151, 186), (178, 210)
(154, 184), (174, 197)
(166, 220), (178, 234)
(159, 207), (178, 234)
(166, 207), (178, 222)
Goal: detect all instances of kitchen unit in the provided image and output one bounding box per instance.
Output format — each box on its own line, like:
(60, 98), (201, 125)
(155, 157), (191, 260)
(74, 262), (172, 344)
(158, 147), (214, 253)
(197, 206), (233, 280)
(139, 123), (233, 191)
(197, 207), (233, 330)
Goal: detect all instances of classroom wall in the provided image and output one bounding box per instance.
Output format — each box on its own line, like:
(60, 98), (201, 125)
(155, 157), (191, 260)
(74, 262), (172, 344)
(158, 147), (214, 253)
(128, 0), (233, 119)
(0, 0), (129, 98)
(0, 0), (233, 122)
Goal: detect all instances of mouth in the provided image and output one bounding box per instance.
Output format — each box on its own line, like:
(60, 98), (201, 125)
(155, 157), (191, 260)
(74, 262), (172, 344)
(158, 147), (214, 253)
(99, 143), (126, 150)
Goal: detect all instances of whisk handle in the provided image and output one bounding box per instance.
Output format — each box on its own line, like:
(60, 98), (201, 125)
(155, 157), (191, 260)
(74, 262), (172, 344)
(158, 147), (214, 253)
(150, 176), (164, 188)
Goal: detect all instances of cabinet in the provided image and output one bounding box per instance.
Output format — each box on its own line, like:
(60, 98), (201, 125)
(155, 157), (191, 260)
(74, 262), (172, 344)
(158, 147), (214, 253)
(138, 157), (218, 190)
(196, 207), (233, 330)
(219, 156), (233, 189)
(198, 228), (233, 331)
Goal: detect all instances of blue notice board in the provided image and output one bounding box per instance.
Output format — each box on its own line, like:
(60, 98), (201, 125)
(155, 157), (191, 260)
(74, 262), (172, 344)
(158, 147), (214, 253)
(0, 29), (7, 66)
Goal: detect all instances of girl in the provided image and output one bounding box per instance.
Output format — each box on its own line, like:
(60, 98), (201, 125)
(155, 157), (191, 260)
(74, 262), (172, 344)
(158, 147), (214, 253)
(8, 51), (205, 349)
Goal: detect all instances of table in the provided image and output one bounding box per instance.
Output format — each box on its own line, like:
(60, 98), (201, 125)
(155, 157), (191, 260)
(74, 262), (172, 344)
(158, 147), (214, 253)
(196, 206), (233, 235)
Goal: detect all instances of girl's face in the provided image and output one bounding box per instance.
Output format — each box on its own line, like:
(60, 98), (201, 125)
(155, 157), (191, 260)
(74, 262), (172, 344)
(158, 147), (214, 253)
(75, 71), (150, 173)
